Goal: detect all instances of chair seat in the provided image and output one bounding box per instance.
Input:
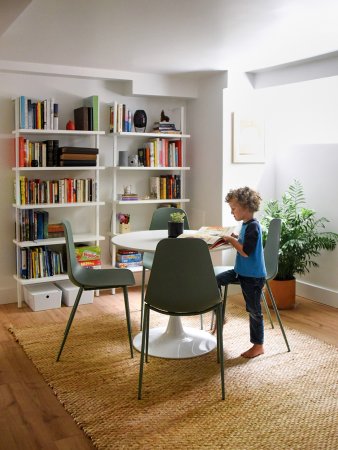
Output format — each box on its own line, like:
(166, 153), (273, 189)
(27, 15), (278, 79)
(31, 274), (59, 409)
(143, 252), (154, 270)
(77, 267), (135, 289)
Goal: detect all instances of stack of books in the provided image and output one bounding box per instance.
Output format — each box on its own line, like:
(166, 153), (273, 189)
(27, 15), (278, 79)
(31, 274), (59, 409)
(58, 146), (98, 166)
(153, 121), (180, 134)
(116, 249), (143, 270)
(47, 223), (64, 239)
(119, 193), (139, 201)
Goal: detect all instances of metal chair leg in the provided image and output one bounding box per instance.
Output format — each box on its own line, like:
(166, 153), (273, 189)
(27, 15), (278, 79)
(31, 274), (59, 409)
(200, 314), (204, 330)
(266, 281), (291, 352)
(57, 287), (83, 361)
(140, 267), (146, 330)
(138, 304), (149, 400)
(217, 303), (225, 400)
(261, 290), (274, 329)
(123, 286), (134, 358)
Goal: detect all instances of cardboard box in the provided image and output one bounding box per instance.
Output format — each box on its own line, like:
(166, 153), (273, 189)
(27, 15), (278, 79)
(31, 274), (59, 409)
(54, 279), (94, 307)
(24, 282), (62, 311)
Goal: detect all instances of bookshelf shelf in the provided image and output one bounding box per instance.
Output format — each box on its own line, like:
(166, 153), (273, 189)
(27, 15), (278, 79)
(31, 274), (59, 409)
(13, 202), (105, 209)
(115, 198), (190, 205)
(12, 166), (106, 171)
(111, 131), (190, 139)
(12, 96), (104, 307)
(13, 234), (105, 248)
(114, 166), (190, 171)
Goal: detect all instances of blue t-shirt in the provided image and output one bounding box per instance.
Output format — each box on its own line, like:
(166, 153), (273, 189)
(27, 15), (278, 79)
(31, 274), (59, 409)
(234, 218), (267, 278)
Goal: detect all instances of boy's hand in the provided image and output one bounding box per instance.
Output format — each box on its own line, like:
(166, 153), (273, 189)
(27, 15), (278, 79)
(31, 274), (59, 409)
(231, 232), (238, 239)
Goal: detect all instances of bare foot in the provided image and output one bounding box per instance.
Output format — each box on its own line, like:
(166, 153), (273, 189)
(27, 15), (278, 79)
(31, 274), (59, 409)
(241, 344), (264, 358)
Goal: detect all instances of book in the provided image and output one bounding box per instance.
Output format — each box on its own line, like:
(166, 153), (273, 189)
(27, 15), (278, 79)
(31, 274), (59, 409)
(83, 95), (99, 131)
(59, 147), (98, 155)
(74, 106), (89, 130)
(60, 153), (97, 160)
(59, 160), (96, 166)
(178, 226), (237, 249)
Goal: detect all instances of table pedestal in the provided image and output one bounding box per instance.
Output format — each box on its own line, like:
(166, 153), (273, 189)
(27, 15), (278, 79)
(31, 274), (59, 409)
(133, 315), (217, 359)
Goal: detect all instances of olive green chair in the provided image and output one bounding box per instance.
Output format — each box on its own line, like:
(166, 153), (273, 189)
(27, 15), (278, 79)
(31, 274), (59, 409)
(213, 218), (290, 352)
(56, 220), (135, 362)
(140, 207), (190, 329)
(138, 238), (225, 400)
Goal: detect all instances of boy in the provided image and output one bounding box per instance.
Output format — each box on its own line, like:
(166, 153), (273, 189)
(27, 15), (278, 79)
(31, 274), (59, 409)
(216, 186), (266, 358)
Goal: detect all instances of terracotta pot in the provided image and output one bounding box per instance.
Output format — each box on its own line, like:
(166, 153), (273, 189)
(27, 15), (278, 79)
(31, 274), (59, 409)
(265, 278), (296, 310)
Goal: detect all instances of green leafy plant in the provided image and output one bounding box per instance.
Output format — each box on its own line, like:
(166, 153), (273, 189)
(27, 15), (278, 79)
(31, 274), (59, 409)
(170, 212), (185, 223)
(261, 180), (338, 281)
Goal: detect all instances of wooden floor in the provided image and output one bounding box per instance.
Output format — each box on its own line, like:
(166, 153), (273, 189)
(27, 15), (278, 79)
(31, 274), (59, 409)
(0, 288), (337, 450)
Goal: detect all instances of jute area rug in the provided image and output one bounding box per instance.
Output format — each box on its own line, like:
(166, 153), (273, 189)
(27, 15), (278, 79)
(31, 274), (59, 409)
(9, 302), (338, 450)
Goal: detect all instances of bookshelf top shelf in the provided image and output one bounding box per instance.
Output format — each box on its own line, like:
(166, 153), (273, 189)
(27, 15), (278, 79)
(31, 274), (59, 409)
(110, 132), (190, 139)
(12, 166), (106, 171)
(13, 129), (105, 136)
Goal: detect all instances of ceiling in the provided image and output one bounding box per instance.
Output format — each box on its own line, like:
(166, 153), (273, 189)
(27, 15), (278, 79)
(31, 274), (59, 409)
(1, 0), (338, 75)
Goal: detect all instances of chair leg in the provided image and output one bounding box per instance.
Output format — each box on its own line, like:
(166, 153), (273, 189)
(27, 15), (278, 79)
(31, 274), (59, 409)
(57, 287), (83, 361)
(261, 290), (274, 329)
(265, 281), (291, 352)
(145, 307), (150, 363)
(222, 285), (228, 325)
(216, 303), (225, 400)
(138, 304), (149, 400)
(200, 314), (204, 330)
(123, 286), (134, 358)
(140, 267), (146, 330)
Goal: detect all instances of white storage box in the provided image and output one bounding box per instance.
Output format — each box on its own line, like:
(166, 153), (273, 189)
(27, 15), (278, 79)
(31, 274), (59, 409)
(54, 279), (94, 307)
(24, 282), (62, 311)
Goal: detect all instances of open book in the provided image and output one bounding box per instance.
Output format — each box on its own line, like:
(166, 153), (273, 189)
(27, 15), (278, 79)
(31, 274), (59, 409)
(178, 226), (237, 249)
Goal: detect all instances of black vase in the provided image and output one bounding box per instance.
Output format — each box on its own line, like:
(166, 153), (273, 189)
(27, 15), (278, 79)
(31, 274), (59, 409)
(168, 221), (184, 238)
(133, 109), (147, 132)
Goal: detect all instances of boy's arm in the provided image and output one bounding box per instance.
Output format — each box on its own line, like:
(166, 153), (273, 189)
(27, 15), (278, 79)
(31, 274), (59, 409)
(222, 235), (248, 257)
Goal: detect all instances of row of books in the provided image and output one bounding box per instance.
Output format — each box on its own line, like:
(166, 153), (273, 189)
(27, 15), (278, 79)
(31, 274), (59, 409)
(18, 140), (99, 168)
(18, 177), (97, 205)
(17, 210), (67, 242)
(109, 103), (133, 133)
(115, 249), (143, 269)
(16, 96), (59, 130)
(136, 139), (182, 167)
(150, 175), (181, 200)
(19, 246), (64, 279)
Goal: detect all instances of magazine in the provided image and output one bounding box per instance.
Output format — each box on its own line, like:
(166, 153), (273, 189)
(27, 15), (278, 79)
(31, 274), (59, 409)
(178, 226), (237, 249)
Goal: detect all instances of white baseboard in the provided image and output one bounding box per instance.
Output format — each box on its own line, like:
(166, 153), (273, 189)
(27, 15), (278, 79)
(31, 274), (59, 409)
(296, 280), (338, 308)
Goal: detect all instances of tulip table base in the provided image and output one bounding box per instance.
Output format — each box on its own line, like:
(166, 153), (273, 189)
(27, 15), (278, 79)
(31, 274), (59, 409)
(133, 315), (217, 359)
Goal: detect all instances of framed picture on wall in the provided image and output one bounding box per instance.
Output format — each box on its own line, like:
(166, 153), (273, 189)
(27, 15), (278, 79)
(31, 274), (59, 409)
(232, 112), (265, 163)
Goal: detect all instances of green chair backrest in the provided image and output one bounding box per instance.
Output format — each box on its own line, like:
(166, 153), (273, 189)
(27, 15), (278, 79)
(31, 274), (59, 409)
(62, 219), (85, 287)
(149, 207), (190, 230)
(145, 238), (220, 314)
(264, 218), (281, 281)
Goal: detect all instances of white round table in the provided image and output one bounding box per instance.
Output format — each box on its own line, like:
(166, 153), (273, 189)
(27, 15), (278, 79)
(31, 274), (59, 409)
(112, 230), (230, 359)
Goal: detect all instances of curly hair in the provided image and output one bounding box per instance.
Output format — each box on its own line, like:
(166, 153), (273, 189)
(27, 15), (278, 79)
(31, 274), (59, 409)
(225, 186), (262, 212)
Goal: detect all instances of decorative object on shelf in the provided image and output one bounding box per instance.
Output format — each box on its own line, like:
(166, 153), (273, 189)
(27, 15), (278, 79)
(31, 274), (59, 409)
(133, 109), (147, 132)
(123, 185), (132, 195)
(161, 110), (170, 122)
(232, 112), (265, 163)
(117, 213), (131, 234)
(168, 211), (185, 238)
(66, 120), (75, 130)
(128, 154), (139, 166)
(261, 179), (338, 309)
(118, 151), (128, 166)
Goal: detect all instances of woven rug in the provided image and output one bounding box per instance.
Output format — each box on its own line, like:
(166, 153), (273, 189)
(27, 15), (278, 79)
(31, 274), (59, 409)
(9, 302), (338, 450)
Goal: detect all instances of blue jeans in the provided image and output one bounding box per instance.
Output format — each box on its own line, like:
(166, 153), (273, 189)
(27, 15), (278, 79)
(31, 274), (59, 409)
(216, 269), (265, 345)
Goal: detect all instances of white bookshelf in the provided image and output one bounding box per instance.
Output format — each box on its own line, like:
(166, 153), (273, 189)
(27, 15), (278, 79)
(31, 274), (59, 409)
(12, 98), (105, 307)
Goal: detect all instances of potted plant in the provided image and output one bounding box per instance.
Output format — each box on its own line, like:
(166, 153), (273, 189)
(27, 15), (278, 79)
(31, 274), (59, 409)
(261, 180), (338, 309)
(168, 212), (186, 238)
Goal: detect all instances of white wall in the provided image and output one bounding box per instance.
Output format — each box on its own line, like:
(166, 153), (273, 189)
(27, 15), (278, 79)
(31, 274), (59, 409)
(0, 69), (193, 303)
(223, 72), (338, 307)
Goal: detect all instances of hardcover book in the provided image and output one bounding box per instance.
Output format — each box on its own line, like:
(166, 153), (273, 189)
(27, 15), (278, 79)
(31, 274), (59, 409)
(178, 226), (237, 249)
